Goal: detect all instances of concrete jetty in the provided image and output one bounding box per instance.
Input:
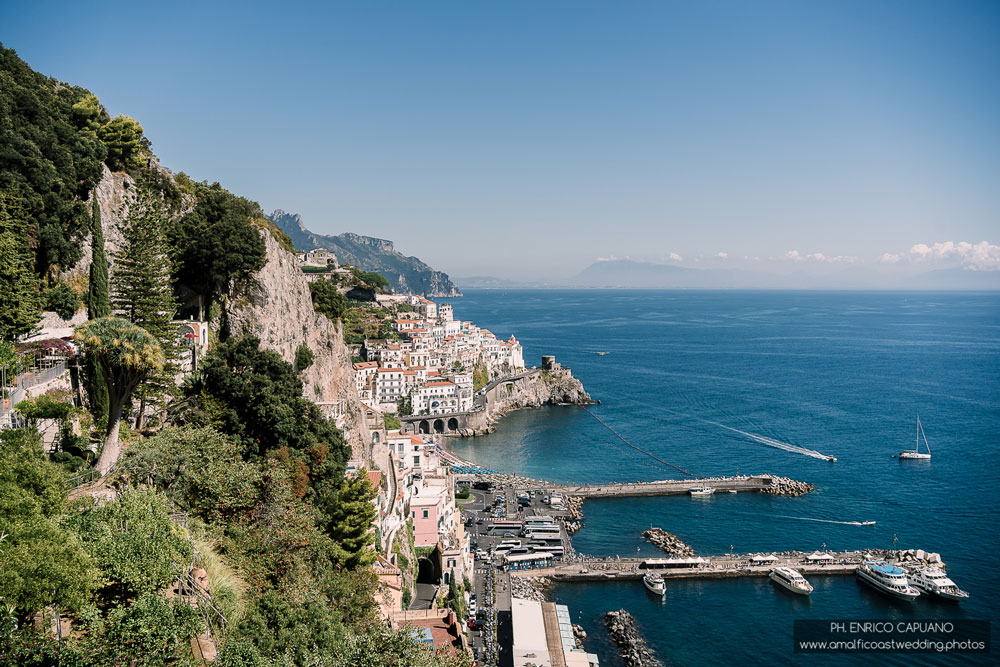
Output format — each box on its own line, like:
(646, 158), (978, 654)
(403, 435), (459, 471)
(516, 474), (814, 498)
(510, 549), (941, 583)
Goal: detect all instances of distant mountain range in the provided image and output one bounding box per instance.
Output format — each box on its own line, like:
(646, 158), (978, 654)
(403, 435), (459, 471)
(457, 260), (1000, 291)
(267, 210), (461, 297)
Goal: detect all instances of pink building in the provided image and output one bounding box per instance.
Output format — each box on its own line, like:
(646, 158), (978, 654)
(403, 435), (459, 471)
(410, 489), (444, 547)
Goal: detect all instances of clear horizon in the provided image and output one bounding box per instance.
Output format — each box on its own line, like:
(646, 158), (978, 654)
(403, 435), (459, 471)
(5, 1), (999, 282)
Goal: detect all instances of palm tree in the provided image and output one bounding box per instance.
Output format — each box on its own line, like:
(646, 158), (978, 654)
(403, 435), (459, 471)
(74, 317), (163, 475)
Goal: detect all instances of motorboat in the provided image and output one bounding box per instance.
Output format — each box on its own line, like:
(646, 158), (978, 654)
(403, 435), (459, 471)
(856, 560), (920, 600)
(643, 571), (666, 596)
(909, 568), (969, 601)
(899, 415), (932, 459)
(769, 567), (813, 595)
(689, 486), (714, 497)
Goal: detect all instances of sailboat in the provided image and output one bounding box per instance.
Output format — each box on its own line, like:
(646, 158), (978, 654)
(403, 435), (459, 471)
(898, 416), (932, 460)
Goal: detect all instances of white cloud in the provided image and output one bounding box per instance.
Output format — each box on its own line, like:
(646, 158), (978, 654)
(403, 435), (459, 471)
(879, 241), (1000, 270)
(595, 255), (630, 262)
(667, 252), (683, 262)
(715, 251), (728, 260)
(784, 250), (856, 263)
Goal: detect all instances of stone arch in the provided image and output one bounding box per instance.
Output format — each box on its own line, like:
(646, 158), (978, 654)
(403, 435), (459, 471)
(419, 420), (431, 434)
(417, 557), (441, 584)
(447, 417), (459, 431)
(372, 431), (380, 444)
(433, 419), (445, 434)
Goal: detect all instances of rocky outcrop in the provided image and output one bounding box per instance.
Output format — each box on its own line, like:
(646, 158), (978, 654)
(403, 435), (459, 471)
(760, 475), (814, 497)
(643, 528), (695, 557)
(510, 576), (548, 602)
(268, 209), (462, 297)
(223, 229), (372, 462)
(605, 609), (659, 667)
(465, 368), (593, 436)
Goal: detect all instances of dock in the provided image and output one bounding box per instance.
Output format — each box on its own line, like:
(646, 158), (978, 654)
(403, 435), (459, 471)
(511, 550), (910, 582)
(513, 474), (813, 498)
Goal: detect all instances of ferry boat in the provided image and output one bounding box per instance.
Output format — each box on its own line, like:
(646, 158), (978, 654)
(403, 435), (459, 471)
(689, 486), (714, 497)
(769, 567), (813, 595)
(642, 571), (666, 596)
(855, 560), (920, 600)
(899, 415), (932, 460)
(909, 568), (969, 601)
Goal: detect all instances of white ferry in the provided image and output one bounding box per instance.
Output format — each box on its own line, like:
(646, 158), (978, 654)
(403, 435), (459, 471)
(769, 567), (813, 595)
(642, 571), (666, 596)
(855, 560), (920, 600)
(909, 568), (969, 601)
(689, 486), (714, 497)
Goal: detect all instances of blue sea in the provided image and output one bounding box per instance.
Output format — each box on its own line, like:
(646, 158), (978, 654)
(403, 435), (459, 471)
(443, 290), (999, 666)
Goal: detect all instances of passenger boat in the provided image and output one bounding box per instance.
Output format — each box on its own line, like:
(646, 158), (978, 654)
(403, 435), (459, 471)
(769, 567), (813, 595)
(855, 560), (920, 600)
(899, 416), (932, 460)
(689, 486), (714, 497)
(909, 568), (969, 601)
(642, 571), (666, 596)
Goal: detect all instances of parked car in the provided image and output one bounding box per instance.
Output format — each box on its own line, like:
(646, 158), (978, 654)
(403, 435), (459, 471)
(467, 618), (483, 631)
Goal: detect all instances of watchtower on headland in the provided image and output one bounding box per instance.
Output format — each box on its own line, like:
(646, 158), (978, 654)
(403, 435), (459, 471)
(541, 355), (561, 370)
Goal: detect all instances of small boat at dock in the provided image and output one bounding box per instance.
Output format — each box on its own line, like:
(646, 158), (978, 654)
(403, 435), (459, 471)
(856, 560), (920, 600)
(899, 415), (932, 460)
(769, 567), (813, 595)
(689, 486), (714, 497)
(909, 568), (969, 601)
(643, 571), (666, 596)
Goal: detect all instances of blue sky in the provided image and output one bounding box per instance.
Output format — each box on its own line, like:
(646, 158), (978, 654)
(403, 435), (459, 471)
(4, 1), (999, 280)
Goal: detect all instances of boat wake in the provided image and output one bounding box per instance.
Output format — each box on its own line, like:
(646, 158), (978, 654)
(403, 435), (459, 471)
(703, 419), (836, 461)
(776, 515), (875, 526)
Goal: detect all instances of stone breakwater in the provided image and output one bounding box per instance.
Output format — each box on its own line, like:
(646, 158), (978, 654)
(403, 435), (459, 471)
(510, 575), (549, 602)
(605, 609), (660, 667)
(564, 496), (584, 535)
(760, 475), (814, 497)
(642, 527), (695, 557)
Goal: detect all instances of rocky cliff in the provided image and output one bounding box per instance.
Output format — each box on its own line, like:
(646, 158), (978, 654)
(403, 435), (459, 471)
(463, 368), (592, 436)
(268, 209), (462, 297)
(223, 229), (373, 462)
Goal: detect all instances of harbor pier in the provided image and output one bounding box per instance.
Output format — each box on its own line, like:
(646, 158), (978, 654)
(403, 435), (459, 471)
(512, 474), (814, 498)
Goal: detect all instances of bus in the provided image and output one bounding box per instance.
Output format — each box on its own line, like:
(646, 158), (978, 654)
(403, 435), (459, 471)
(487, 520), (523, 536)
(523, 515), (556, 526)
(521, 526), (562, 539)
(531, 545), (565, 558)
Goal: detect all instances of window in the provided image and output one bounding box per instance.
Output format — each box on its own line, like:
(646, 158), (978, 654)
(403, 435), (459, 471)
(413, 455), (420, 465)
(422, 509), (429, 519)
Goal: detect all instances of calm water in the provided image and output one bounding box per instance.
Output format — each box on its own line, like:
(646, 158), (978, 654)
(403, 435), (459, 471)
(444, 290), (999, 666)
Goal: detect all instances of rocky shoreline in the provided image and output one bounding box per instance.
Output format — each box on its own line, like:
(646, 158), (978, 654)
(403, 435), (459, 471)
(605, 609), (660, 667)
(642, 527), (695, 557)
(564, 495), (584, 534)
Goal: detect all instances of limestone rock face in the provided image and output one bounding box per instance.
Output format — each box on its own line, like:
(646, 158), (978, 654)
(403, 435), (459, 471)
(60, 164), (131, 284)
(487, 369), (592, 415)
(224, 229), (372, 461)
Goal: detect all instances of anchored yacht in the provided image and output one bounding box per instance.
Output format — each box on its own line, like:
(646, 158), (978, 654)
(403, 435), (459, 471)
(856, 560), (920, 600)
(899, 415), (932, 460)
(910, 568), (969, 601)
(769, 567), (813, 595)
(643, 571), (666, 596)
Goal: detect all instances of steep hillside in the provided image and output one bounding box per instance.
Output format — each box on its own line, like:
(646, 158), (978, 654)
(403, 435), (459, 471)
(268, 209), (461, 297)
(223, 229), (373, 462)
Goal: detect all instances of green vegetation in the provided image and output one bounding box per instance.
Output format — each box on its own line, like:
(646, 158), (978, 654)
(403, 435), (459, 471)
(295, 343), (314, 371)
(169, 183), (267, 319)
(0, 190), (42, 340)
(42, 280), (81, 319)
(97, 114), (148, 173)
(87, 197), (110, 318)
(455, 486), (470, 500)
(310, 278), (347, 321)
(397, 396), (413, 416)
(472, 360), (489, 391)
(384, 413), (402, 430)
(349, 267), (390, 292)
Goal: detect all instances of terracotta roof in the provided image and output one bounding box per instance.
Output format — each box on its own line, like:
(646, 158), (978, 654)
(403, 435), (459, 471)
(377, 368), (402, 373)
(410, 435), (425, 444)
(367, 470), (383, 488)
(425, 381), (454, 387)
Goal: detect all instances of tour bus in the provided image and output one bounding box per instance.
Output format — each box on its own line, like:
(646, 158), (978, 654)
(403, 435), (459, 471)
(521, 525), (562, 539)
(523, 515), (556, 526)
(531, 544), (565, 558)
(487, 520), (523, 537)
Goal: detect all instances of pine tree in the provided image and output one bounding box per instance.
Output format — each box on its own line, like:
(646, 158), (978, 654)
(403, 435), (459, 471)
(110, 179), (178, 427)
(0, 190), (42, 341)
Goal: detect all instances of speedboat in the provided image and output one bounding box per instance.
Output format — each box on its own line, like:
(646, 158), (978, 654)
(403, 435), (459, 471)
(826, 455), (837, 462)
(899, 415), (932, 459)
(909, 568), (969, 601)
(769, 567), (813, 595)
(856, 560), (920, 600)
(643, 571), (666, 596)
(689, 486), (714, 497)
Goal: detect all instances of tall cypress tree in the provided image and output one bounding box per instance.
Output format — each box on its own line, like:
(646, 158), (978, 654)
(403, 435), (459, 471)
(85, 196), (111, 422)
(110, 179), (178, 427)
(87, 197), (110, 318)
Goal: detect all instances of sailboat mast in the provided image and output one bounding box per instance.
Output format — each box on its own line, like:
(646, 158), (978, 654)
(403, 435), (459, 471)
(919, 417), (931, 454)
